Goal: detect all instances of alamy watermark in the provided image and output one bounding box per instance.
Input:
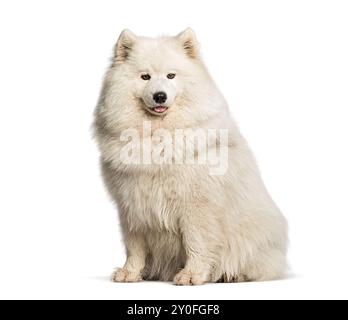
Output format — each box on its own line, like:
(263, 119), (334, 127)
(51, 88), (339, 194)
(119, 121), (229, 175)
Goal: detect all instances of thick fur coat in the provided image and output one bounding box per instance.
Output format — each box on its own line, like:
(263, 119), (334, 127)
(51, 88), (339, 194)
(94, 28), (288, 285)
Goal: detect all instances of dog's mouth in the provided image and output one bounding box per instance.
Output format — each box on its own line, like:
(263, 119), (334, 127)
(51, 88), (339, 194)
(141, 99), (170, 116)
(152, 106), (168, 114)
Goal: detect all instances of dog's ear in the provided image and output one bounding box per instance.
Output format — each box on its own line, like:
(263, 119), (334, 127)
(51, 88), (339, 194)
(114, 29), (136, 62)
(176, 28), (199, 59)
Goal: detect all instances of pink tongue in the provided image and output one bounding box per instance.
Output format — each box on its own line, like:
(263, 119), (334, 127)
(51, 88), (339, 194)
(154, 106), (167, 113)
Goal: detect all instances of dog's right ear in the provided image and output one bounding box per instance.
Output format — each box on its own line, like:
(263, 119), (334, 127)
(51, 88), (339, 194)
(114, 29), (136, 63)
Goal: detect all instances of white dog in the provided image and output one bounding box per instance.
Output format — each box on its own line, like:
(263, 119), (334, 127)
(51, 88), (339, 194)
(94, 28), (288, 285)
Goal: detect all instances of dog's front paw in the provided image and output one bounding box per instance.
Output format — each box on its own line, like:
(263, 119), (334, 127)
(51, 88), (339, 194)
(111, 268), (142, 283)
(173, 269), (207, 286)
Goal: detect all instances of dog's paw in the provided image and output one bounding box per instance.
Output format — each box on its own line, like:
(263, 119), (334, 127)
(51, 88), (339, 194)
(173, 269), (207, 286)
(111, 268), (142, 283)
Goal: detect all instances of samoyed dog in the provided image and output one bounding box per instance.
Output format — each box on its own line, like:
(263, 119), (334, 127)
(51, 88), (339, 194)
(94, 28), (288, 285)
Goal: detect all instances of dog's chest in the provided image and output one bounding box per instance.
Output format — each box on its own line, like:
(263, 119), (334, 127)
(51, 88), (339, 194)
(120, 171), (187, 232)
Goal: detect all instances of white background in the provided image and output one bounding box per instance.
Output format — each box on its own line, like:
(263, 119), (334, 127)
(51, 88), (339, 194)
(0, 0), (347, 300)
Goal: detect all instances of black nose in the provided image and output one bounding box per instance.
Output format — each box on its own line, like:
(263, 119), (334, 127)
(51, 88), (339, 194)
(153, 92), (167, 104)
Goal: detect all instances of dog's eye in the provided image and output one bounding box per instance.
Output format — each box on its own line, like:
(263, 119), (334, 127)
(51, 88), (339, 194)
(141, 74), (151, 81)
(167, 73), (176, 79)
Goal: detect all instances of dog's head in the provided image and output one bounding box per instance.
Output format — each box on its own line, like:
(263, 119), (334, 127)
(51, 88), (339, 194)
(112, 28), (202, 116)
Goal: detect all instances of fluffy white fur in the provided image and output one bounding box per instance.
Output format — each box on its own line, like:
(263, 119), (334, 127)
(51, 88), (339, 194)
(94, 28), (288, 285)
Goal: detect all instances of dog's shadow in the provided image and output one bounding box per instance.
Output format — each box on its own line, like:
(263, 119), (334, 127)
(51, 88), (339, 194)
(84, 273), (299, 285)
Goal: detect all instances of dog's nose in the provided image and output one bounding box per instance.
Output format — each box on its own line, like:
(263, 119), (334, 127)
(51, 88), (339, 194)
(153, 92), (167, 104)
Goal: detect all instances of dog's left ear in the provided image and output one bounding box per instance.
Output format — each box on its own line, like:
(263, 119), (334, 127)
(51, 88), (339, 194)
(114, 29), (137, 63)
(176, 28), (199, 59)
